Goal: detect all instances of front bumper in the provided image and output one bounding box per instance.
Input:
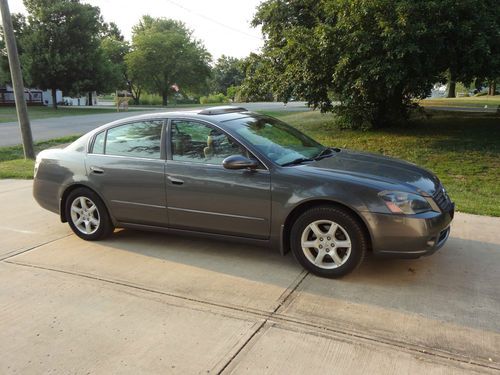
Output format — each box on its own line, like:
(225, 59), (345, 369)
(363, 204), (454, 258)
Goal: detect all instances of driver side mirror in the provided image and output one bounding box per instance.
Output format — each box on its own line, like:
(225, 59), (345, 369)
(222, 155), (259, 170)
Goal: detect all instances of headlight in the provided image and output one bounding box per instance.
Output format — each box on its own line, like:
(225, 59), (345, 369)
(379, 191), (434, 215)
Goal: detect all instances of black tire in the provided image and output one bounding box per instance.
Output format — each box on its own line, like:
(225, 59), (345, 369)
(290, 206), (367, 278)
(65, 187), (114, 241)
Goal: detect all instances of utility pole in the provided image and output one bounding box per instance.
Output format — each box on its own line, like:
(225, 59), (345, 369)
(0, 0), (34, 159)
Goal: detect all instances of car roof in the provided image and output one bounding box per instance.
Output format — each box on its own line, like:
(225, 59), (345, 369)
(94, 106), (257, 133)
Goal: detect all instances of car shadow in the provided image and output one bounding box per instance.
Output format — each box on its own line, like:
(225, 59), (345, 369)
(97, 228), (300, 288)
(98, 228), (499, 293)
(76, 228), (500, 335)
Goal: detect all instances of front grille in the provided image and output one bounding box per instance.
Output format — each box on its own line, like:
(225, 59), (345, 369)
(433, 185), (453, 212)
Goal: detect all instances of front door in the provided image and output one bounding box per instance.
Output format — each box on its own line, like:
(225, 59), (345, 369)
(86, 119), (167, 226)
(165, 119), (271, 239)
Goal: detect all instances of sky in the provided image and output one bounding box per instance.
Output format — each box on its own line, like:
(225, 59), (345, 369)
(8, 0), (265, 60)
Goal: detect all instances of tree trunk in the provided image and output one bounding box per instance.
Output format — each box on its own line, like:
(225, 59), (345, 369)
(489, 81), (497, 96)
(162, 92), (168, 106)
(51, 88), (57, 109)
(447, 80), (456, 98)
(132, 87), (141, 104)
(88, 92), (93, 106)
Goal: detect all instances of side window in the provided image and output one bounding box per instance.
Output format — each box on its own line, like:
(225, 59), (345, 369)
(92, 131), (106, 154)
(171, 120), (247, 165)
(105, 121), (163, 159)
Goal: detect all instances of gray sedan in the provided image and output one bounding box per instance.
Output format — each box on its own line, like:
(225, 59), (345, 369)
(33, 106), (454, 277)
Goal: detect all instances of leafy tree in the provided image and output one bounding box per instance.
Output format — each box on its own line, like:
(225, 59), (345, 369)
(97, 26), (130, 93)
(436, 0), (500, 97)
(126, 16), (211, 106)
(226, 85), (240, 101)
(253, 0), (500, 128)
(102, 21), (124, 41)
(210, 55), (245, 95)
(239, 53), (274, 102)
(22, 0), (105, 108)
(0, 13), (30, 86)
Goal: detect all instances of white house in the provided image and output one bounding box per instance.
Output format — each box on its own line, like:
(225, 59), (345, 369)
(41, 89), (63, 106)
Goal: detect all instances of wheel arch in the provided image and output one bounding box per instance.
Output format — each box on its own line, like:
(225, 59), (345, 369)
(281, 199), (373, 255)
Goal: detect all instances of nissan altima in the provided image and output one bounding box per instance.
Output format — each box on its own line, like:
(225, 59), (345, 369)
(33, 106), (454, 277)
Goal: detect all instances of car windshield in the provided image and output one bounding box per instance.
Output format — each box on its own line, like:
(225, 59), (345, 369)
(226, 116), (325, 166)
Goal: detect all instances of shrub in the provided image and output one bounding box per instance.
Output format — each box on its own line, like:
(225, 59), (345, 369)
(137, 93), (163, 106)
(199, 93), (228, 104)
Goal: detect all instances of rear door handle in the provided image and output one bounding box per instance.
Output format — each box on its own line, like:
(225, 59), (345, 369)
(167, 176), (184, 185)
(90, 166), (104, 174)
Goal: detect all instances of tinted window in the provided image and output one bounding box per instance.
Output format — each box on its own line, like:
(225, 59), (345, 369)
(105, 121), (163, 159)
(171, 120), (247, 165)
(92, 131), (105, 154)
(226, 116), (325, 166)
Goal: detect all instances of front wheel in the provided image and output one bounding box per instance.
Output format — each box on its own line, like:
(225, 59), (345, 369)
(65, 188), (114, 241)
(290, 206), (367, 278)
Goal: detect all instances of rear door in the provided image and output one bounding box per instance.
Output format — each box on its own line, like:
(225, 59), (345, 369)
(86, 120), (167, 226)
(165, 119), (271, 239)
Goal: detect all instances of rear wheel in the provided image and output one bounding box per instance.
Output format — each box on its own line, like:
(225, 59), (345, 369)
(65, 188), (114, 241)
(290, 206), (367, 278)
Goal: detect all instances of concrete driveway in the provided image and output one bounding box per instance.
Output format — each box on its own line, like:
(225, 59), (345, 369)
(0, 179), (499, 374)
(0, 102), (309, 147)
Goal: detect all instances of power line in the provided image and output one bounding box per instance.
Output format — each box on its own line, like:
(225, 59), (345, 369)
(161, 0), (262, 41)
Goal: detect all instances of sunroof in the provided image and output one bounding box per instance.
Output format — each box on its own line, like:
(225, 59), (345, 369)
(198, 106), (248, 115)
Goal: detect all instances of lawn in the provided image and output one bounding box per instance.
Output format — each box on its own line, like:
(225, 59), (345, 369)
(272, 110), (500, 217)
(0, 136), (80, 178)
(0, 110), (498, 216)
(420, 95), (500, 108)
(0, 106), (135, 123)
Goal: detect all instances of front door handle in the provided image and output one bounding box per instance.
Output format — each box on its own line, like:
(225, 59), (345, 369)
(90, 166), (104, 174)
(167, 176), (184, 185)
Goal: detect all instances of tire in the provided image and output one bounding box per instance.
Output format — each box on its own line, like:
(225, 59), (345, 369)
(65, 187), (114, 241)
(290, 206), (367, 278)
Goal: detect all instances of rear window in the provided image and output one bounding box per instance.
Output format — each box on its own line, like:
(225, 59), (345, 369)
(105, 121), (162, 158)
(89, 121), (163, 159)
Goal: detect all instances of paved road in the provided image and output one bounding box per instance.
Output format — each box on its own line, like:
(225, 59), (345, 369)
(0, 102), (309, 147)
(1, 179), (499, 374)
(423, 105), (499, 113)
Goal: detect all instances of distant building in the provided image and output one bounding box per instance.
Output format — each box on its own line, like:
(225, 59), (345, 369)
(0, 85), (97, 106)
(42, 89), (63, 106)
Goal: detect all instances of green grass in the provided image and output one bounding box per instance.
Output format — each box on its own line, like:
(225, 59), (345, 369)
(421, 95), (500, 108)
(0, 135), (80, 178)
(270, 110), (500, 217)
(0, 106), (136, 123)
(1, 110), (498, 216)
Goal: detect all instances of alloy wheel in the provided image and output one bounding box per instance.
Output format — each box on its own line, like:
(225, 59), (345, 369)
(300, 220), (352, 269)
(70, 196), (100, 235)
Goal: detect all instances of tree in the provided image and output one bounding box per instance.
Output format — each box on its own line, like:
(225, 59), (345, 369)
(126, 16), (211, 106)
(253, 0), (500, 128)
(102, 21), (124, 41)
(435, 0), (499, 98)
(210, 55), (245, 95)
(0, 13), (30, 86)
(96, 25), (129, 94)
(239, 53), (274, 102)
(22, 0), (105, 108)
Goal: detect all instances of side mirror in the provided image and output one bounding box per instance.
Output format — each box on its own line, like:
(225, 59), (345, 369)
(222, 155), (259, 170)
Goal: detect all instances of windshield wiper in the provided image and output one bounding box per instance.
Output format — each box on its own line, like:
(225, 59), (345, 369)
(281, 157), (314, 167)
(314, 147), (339, 160)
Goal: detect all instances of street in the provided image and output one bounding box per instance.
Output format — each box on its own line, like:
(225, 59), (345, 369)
(0, 179), (499, 374)
(0, 102), (309, 147)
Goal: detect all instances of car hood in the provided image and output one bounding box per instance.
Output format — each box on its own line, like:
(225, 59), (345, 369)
(304, 149), (440, 195)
